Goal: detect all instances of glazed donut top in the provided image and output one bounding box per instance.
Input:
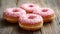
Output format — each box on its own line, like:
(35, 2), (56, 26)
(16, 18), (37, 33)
(33, 8), (54, 17)
(3, 7), (26, 17)
(19, 14), (43, 24)
(20, 3), (40, 12)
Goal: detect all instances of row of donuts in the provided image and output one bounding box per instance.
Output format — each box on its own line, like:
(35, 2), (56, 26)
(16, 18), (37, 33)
(3, 3), (55, 30)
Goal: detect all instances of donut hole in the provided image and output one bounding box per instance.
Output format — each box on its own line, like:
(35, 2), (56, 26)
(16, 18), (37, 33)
(13, 9), (19, 12)
(28, 16), (36, 19)
(29, 5), (34, 7)
(26, 10), (33, 14)
(27, 11), (33, 14)
(42, 9), (48, 12)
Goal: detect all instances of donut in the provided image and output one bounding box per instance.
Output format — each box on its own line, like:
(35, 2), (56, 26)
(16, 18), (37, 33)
(3, 7), (26, 23)
(19, 14), (43, 30)
(33, 8), (55, 22)
(20, 3), (40, 14)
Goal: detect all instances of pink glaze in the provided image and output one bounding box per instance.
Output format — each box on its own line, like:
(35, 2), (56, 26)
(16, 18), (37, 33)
(33, 8), (54, 17)
(20, 3), (40, 13)
(19, 14), (43, 24)
(3, 7), (26, 17)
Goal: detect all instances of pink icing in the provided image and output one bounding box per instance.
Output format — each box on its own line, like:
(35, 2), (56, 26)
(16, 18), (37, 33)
(33, 8), (54, 17)
(3, 7), (26, 17)
(20, 3), (40, 13)
(19, 14), (43, 24)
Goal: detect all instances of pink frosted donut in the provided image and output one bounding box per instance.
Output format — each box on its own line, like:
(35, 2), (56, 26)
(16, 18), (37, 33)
(3, 7), (26, 23)
(20, 3), (40, 13)
(19, 14), (43, 30)
(33, 8), (55, 22)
